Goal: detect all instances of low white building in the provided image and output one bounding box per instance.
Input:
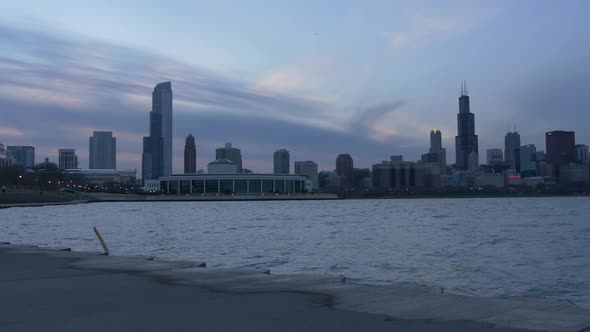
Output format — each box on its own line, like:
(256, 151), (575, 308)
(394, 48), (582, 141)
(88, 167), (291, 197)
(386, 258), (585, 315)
(208, 158), (239, 174)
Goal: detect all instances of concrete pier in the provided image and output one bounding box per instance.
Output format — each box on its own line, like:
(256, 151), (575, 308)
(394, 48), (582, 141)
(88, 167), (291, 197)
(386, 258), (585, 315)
(1, 244), (588, 332)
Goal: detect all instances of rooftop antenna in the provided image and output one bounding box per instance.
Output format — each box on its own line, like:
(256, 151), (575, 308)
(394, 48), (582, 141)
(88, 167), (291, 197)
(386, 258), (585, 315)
(460, 81), (464, 95)
(464, 80), (468, 95)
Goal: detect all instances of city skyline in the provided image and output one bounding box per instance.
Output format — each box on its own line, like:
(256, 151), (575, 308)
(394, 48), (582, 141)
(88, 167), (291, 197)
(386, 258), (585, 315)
(1, 1), (590, 173)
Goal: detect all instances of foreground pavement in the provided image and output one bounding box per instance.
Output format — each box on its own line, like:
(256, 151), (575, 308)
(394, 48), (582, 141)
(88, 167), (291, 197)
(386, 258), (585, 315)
(0, 244), (588, 332)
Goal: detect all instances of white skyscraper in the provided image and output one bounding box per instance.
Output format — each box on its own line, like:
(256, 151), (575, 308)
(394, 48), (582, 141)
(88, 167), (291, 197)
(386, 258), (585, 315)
(294, 161), (318, 191)
(89, 131), (116, 169)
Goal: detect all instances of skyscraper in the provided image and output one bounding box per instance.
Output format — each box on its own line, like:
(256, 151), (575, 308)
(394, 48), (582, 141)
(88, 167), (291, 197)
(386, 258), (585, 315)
(429, 129), (446, 169)
(0, 143), (5, 159)
(142, 82), (172, 184)
(336, 154), (354, 187)
(454, 81), (478, 170)
(153, 82), (173, 176)
(6, 146), (35, 168)
(58, 149), (78, 169)
(505, 131), (521, 171)
(89, 131), (116, 169)
(546, 131), (576, 178)
(216, 143), (243, 172)
(184, 134), (196, 174)
(273, 149), (290, 174)
(519, 144), (537, 177)
(294, 161), (318, 191)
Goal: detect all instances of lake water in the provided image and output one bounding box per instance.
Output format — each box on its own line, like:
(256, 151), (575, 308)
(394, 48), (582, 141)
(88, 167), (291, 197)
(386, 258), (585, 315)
(2, 197), (589, 308)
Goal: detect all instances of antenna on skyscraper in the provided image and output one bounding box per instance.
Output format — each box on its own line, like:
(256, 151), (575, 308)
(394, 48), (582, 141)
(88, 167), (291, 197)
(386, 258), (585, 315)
(464, 80), (468, 95)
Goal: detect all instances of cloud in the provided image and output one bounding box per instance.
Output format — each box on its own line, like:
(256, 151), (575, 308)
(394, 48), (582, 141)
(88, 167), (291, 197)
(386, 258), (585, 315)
(0, 24), (416, 172)
(389, 8), (499, 50)
(0, 127), (24, 137)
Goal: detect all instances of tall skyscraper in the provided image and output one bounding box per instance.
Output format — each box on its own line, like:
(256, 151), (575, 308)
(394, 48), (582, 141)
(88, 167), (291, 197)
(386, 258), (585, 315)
(89, 131), (116, 169)
(142, 82), (172, 183)
(486, 148), (503, 164)
(546, 131), (576, 178)
(575, 144), (589, 162)
(153, 82), (173, 176)
(504, 131), (521, 171)
(294, 161), (318, 191)
(273, 149), (290, 174)
(519, 144), (537, 177)
(216, 143), (242, 172)
(7, 146), (35, 168)
(58, 149), (78, 169)
(429, 129), (447, 169)
(336, 154), (354, 187)
(0, 143), (5, 159)
(184, 134), (196, 174)
(454, 81), (478, 170)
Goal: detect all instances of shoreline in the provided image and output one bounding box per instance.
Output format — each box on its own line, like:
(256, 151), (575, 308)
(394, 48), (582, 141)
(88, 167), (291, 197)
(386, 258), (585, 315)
(0, 243), (588, 331)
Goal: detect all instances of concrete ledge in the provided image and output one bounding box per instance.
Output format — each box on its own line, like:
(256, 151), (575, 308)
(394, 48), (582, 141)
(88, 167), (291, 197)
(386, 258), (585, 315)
(1, 244), (589, 332)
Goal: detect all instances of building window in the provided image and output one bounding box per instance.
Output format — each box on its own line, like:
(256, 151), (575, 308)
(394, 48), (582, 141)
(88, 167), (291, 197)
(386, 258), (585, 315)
(274, 180), (285, 193)
(192, 180), (204, 194)
(235, 180), (247, 193)
(220, 180), (233, 194)
(249, 179), (261, 193)
(205, 180), (218, 194)
(180, 180), (191, 194)
(262, 180), (273, 193)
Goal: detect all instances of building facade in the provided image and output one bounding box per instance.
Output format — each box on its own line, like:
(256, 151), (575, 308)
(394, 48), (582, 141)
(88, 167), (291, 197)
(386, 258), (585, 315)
(505, 132), (521, 171)
(273, 149), (290, 174)
(215, 143), (243, 172)
(429, 129), (447, 169)
(336, 154), (354, 187)
(294, 160), (318, 191)
(576, 144), (589, 162)
(546, 131), (576, 178)
(454, 81), (478, 170)
(486, 148), (503, 164)
(159, 173), (307, 195)
(6, 146), (35, 168)
(58, 149), (78, 169)
(64, 169), (136, 185)
(208, 158), (239, 174)
(519, 144), (537, 177)
(184, 134), (196, 174)
(89, 131), (116, 169)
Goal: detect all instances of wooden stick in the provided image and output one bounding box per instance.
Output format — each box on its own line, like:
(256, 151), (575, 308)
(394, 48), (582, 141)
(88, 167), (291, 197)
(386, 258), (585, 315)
(93, 226), (109, 256)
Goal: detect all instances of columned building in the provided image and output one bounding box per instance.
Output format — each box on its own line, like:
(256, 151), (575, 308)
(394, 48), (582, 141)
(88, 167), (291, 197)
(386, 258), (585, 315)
(184, 134), (196, 174)
(454, 81), (478, 170)
(89, 131), (116, 169)
(58, 149), (79, 169)
(273, 149), (290, 174)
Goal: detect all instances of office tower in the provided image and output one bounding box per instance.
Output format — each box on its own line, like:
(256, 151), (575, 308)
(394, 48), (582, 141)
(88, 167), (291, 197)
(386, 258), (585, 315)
(153, 82), (173, 176)
(273, 149), (290, 174)
(142, 82), (172, 183)
(58, 149), (78, 169)
(546, 131), (576, 166)
(429, 129), (447, 168)
(89, 131), (116, 169)
(391, 155), (403, 163)
(6, 146), (35, 168)
(454, 81), (478, 170)
(505, 131), (521, 171)
(519, 144), (537, 177)
(216, 143), (243, 172)
(294, 161), (318, 191)
(336, 154), (354, 186)
(576, 144), (589, 162)
(486, 149), (503, 164)
(0, 143), (5, 159)
(184, 134), (196, 174)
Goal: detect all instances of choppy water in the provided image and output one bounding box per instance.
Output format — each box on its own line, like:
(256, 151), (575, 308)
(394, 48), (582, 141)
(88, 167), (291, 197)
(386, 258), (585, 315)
(1, 197), (589, 307)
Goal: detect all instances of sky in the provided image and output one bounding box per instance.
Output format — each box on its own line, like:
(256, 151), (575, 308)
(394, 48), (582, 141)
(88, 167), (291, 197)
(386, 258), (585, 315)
(1, 0), (589, 173)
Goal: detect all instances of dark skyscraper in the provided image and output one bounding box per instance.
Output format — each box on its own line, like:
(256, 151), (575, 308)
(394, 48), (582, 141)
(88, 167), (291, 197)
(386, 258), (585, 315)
(429, 129), (446, 169)
(142, 82), (172, 184)
(454, 81), (478, 170)
(546, 131), (576, 177)
(505, 131), (521, 171)
(184, 134), (196, 174)
(273, 149), (290, 174)
(336, 154), (354, 187)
